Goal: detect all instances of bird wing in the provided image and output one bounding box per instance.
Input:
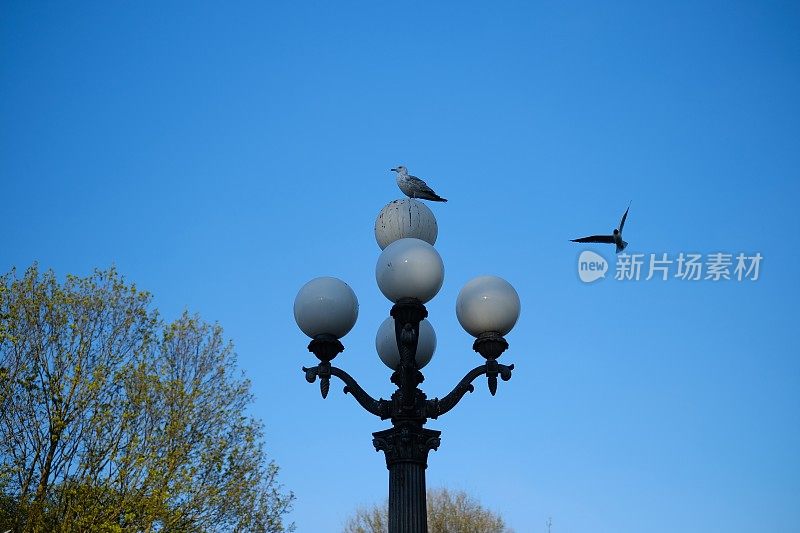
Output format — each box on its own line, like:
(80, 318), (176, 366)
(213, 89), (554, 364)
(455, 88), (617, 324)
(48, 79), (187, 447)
(571, 235), (615, 244)
(407, 175), (438, 196)
(618, 204), (630, 232)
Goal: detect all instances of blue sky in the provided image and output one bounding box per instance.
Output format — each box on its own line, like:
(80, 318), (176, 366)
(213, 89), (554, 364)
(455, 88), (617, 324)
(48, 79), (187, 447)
(2, 1), (799, 531)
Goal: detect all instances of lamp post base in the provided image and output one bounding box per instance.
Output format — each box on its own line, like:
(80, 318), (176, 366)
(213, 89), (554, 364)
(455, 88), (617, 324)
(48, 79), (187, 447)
(373, 423), (441, 533)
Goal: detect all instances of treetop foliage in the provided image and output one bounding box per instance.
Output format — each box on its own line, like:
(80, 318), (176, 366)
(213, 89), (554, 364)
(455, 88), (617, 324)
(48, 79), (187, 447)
(0, 264), (294, 532)
(343, 488), (512, 533)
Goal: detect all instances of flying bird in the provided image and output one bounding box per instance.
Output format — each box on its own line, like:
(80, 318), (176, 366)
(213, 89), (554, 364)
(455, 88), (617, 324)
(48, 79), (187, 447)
(391, 166), (447, 202)
(571, 204), (631, 253)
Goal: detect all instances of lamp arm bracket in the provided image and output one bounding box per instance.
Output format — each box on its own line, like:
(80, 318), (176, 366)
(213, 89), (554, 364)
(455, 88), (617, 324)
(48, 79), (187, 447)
(426, 361), (515, 419)
(302, 363), (390, 419)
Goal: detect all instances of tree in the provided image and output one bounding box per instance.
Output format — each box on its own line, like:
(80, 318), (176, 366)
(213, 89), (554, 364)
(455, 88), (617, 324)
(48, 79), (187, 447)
(343, 488), (512, 533)
(0, 265), (294, 532)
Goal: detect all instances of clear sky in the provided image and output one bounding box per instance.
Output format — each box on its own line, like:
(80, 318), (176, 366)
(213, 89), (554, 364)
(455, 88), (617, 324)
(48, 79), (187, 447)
(2, 2), (799, 532)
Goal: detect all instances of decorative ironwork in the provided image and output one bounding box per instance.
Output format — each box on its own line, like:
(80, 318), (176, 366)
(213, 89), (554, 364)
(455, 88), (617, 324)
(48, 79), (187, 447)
(373, 423), (441, 467)
(300, 299), (515, 533)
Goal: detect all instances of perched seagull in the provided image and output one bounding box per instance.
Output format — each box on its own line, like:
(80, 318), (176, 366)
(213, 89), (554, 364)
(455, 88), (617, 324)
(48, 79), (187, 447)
(391, 166), (447, 202)
(571, 204), (631, 253)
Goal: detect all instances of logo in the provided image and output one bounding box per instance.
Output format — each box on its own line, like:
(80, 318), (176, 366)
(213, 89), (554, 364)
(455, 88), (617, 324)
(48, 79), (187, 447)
(574, 250), (762, 284)
(578, 250), (608, 283)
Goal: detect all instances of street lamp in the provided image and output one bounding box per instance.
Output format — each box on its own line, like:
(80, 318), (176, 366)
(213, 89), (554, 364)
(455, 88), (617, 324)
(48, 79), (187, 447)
(294, 199), (520, 533)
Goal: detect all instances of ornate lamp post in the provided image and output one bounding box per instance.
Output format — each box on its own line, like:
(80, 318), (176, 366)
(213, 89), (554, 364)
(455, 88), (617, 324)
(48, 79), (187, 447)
(294, 199), (520, 533)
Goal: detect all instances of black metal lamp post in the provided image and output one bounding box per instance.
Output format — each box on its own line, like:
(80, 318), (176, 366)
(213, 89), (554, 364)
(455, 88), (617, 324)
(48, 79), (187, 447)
(294, 199), (520, 533)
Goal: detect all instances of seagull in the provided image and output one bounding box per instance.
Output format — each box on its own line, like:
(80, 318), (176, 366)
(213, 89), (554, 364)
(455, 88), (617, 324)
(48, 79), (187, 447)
(571, 204), (631, 253)
(390, 166), (447, 202)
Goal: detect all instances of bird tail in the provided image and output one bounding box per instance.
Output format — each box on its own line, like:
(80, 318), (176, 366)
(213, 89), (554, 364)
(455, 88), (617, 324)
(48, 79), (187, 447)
(424, 193), (447, 202)
(616, 240), (628, 254)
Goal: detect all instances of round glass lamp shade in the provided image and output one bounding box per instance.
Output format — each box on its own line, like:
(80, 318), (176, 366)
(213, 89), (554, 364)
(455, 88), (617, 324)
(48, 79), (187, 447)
(374, 199), (438, 250)
(294, 277), (359, 339)
(375, 317), (436, 370)
(456, 276), (520, 337)
(375, 238), (444, 303)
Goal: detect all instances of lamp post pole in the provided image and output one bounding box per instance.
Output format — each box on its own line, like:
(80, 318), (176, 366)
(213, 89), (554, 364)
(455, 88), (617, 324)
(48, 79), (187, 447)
(295, 199), (519, 533)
